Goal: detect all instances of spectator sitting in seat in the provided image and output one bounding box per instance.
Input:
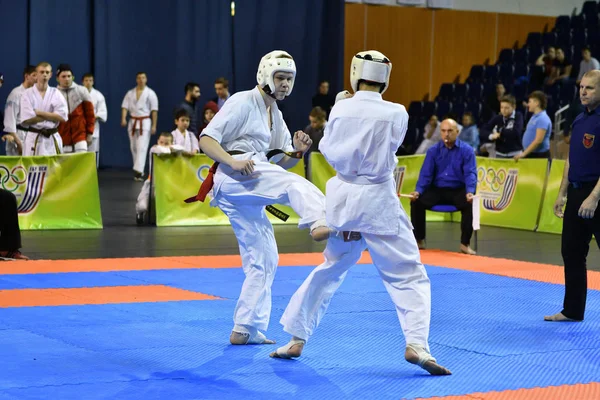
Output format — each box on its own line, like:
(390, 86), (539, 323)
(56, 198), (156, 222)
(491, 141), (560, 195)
(409, 119), (478, 255)
(415, 115), (439, 154)
(458, 112), (479, 152)
(533, 46), (556, 88)
(576, 47), (600, 85)
(481, 95), (524, 159)
(547, 48), (572, 86)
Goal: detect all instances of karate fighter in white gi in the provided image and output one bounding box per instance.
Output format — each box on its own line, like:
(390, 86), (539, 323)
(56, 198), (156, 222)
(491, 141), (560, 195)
(121, 72), (159, 180)
(20, 62), (68, 156)
(271, 51), (451, 376)
(82, 73), (108, 167)
(2, 66), (37, 155)
(189, 50), (360, 345)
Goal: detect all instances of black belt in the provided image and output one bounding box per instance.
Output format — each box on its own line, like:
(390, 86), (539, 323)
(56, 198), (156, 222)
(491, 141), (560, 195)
(17, 125), (58, 138)
(185, 149), (304, 222)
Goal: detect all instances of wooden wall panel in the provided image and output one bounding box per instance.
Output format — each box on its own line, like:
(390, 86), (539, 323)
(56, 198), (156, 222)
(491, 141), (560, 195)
(344, 4), (367, 92)
(496, 14), (555, 54)
(431, 10), (497, 97)
(343, 3), (558, 108)
(365, 5), (433, 106)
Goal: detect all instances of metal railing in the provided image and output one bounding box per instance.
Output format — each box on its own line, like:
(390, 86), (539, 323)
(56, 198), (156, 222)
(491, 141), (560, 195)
(552, 104), (570, 159)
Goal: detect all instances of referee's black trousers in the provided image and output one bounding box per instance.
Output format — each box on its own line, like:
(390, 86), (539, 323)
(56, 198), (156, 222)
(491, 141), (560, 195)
(561, 183), (600, 320)
(0, 189), (22, 252)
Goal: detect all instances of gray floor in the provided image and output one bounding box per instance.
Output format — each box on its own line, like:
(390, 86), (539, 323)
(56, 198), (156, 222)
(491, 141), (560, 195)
(19, 170), (600, 269)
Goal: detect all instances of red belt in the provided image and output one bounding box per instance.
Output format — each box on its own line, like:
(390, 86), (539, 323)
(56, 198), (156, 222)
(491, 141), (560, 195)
(130, 116), (150, 136)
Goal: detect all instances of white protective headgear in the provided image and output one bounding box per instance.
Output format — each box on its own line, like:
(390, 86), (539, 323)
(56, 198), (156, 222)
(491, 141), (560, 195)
(256, 50), (296, 97)
(335, 90), (352, 104)
(350, 50), (392, 94)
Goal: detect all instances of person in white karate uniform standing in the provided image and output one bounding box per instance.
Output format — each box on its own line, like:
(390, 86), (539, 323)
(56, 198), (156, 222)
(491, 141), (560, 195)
(20, 62), (68, 156)
(271, 51), (451, 376)
(187, 50), (361, 346)
(2, 66), (37, 155)
(121, 72), (159, 181)
(82, 73), (107, 167)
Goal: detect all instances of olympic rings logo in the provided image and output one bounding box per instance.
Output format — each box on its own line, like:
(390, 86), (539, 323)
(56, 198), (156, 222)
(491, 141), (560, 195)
(0, 166), (27, 192)
(197, 165), (211, 182)
(477, 167), (507, 193)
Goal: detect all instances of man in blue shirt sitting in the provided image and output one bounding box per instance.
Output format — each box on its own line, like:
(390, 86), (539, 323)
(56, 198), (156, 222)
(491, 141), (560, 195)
(410, 119), (478, 255)
(515, 91), (552, 160)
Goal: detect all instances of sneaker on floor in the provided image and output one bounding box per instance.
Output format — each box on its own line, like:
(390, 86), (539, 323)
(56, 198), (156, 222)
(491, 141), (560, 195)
(136, 212), (146, 226)
(0, 250), (30, 261)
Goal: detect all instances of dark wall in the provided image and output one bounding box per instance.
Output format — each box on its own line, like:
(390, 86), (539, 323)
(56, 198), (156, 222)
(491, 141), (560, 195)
(0, 0), (344, 168)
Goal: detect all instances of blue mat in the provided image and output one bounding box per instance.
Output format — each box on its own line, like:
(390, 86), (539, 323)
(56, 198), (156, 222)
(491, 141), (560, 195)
(1, 264), (599, 399)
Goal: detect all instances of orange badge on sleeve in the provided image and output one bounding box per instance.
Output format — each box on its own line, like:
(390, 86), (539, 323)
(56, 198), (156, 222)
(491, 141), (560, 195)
(583, 133), (595, 149)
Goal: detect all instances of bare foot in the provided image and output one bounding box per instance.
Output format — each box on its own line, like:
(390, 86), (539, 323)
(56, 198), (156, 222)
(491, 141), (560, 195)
(405, 345), (452, 376)
(270, 339), (305, 359)
(311, 226), (332, 242)
(417, 240), (426, 250)
(460, 244), (476, 255)
(544, 312), (581, 322)
(230, 331), (276, 345)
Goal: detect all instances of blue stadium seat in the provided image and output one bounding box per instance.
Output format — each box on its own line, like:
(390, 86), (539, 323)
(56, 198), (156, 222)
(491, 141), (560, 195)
(436, 100), (451, 119)
(572, 29), (588, 45)
(542, 32), (557, 48)
(498, 49), (514, 64)
(545, 82), (561, 102)
(528, 46), (543, 64)
(582, 0), (598, 16)
(452, 101), (466, 120)
(422, 101), (436, 117)
(408, 101), (422, 117)
(467, 65), (485, 83)
(555, 15), (570, 33)
(499, 64), (514, 81)
(453, 84), (468, 101)
(437, 83), (454, 101)
(556, 31), (572, 48)
(514, 63), (530, 79)
(467, 82), (483, 101)
(560, 83), (578, 104)
(466, 101), (482, 121)
(526, 32), (542, 47)
(483, 81), (497, 97)
(570, 15), (585, 30)
(484, 65), (498, 82)
(513, 84), (529, 103)
(514, 48), (529, 64)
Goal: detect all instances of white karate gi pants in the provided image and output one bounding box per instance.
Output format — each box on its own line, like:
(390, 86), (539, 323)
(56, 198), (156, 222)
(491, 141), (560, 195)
(63, 141), (88, 154)
(88, 137), (100, 167)
(23, 132), (63, 156)
(136, 180), (151, 214)
(129, 130), (151, 174)
(214, 160), (345, 332)
(280, 225), (432, 350)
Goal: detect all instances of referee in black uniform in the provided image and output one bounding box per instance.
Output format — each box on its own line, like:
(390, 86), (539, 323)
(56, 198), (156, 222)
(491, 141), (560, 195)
(546, 70), (600, 322)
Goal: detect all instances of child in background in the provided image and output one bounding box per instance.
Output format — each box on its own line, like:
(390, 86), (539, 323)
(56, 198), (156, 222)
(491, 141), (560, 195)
(171, 109), (199, 155)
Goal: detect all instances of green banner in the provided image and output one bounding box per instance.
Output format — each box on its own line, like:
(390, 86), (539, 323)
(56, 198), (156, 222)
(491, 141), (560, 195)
(309, 153), (451, 221)
(0, 153), (102, 230)
(475, 157), (548, 230)
(154, 154), (304, 226)
(537, 159), (565, 234)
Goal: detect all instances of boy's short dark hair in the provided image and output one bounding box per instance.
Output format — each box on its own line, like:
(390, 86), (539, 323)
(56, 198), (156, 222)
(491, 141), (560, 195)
(528, 91), (548, 110)
(500, 95), (516, 107)
(174, 109), (190, 120)
(159, 131), (174, 140)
